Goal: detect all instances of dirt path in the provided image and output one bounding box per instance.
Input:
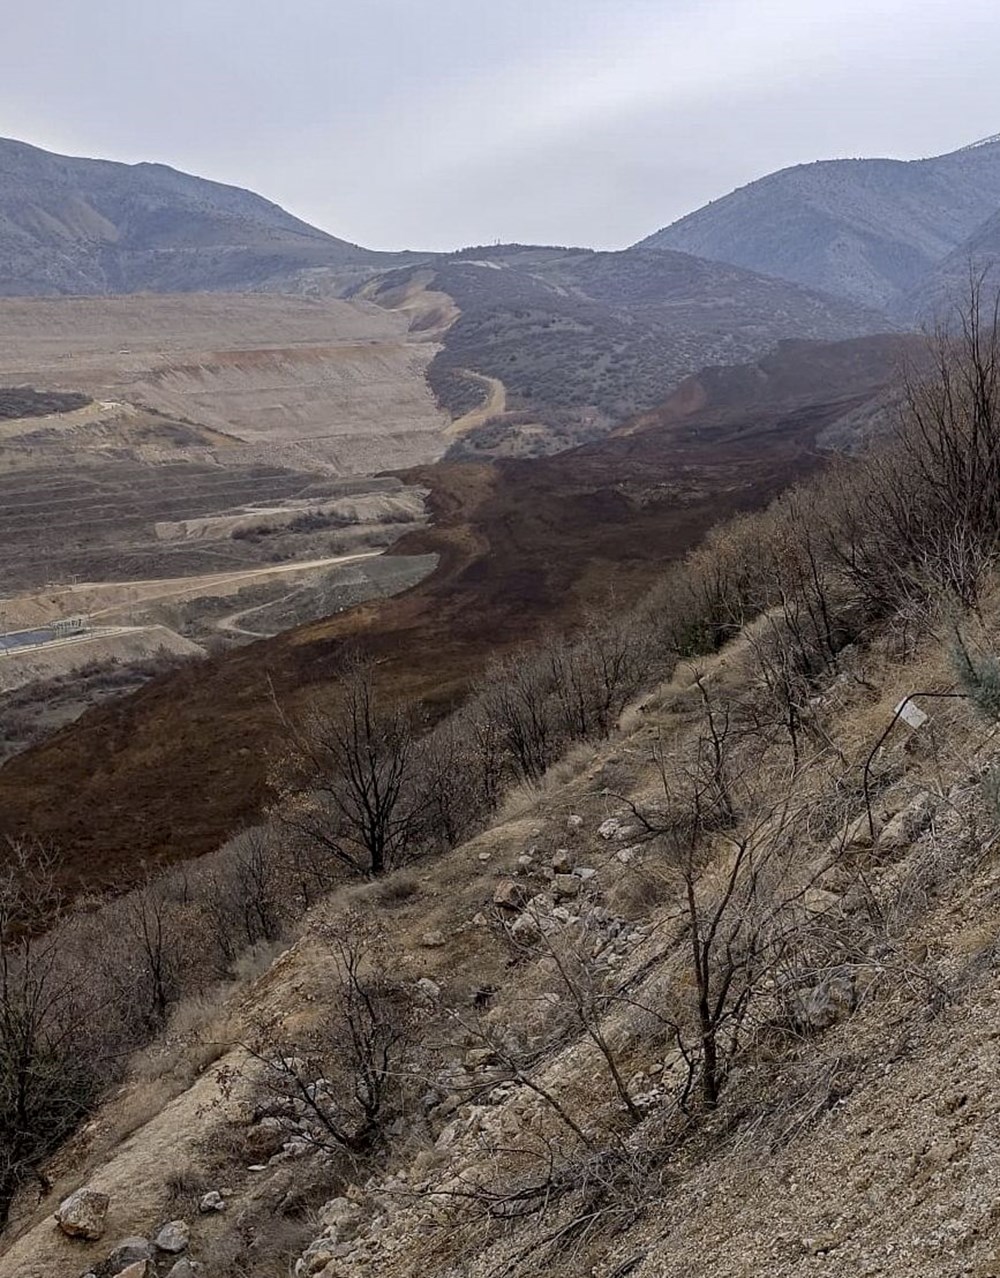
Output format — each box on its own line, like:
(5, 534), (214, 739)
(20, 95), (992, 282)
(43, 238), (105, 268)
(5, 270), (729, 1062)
(446, 370), (507, 436)
(2, 551), (386, 628)
(216, 584), (308, 639)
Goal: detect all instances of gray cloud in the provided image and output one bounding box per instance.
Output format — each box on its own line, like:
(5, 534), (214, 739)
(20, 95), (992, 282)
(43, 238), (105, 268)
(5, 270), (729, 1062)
(2, 0), (999, 250)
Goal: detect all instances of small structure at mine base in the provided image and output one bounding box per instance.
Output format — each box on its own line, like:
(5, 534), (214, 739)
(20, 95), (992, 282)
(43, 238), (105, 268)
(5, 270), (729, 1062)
(895, 698), (929, 730)
(53, 615), (88, 638)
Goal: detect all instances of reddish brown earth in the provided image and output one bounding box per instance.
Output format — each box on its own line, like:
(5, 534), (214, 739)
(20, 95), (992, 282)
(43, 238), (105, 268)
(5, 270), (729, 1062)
(0, 334), (920, 893)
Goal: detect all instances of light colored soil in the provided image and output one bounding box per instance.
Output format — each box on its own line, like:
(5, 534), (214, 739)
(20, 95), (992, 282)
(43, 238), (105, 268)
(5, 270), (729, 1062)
(0, 398), (136, 442)
(0, 552), (384, 631)
(446, 370), (507, 436)
(0, 625), (202, 692)
(0, 293), (452, 474)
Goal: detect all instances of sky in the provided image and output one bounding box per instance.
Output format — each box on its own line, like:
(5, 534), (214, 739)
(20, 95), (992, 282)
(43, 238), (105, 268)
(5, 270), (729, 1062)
(3, 0), (1000, 252)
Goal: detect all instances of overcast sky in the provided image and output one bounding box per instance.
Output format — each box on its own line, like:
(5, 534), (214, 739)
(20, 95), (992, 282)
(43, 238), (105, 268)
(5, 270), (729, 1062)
(3, 0), (1000, 251)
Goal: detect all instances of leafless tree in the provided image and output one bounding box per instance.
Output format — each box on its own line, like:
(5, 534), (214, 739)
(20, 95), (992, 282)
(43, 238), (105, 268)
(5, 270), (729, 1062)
(0, 843), (107, 1230)
(234, 913), (420, 1156)
(622, 690), (847, 1110)
(474, 652), (561, 785)
(278, 660), (427, 878)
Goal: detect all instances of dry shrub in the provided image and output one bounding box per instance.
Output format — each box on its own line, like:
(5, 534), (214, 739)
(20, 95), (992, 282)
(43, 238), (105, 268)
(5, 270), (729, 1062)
(348, 868), (422, 909)
(606, 865), (672, 920)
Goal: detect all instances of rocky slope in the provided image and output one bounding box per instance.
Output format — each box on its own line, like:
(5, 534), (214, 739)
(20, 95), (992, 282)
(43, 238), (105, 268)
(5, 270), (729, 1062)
(640, 135), (1000, 312)
(0, 137), (385, 295)
(5, 582), (1000, 1278)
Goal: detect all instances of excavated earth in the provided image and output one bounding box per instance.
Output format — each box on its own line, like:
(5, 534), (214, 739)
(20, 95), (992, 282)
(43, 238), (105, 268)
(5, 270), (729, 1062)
(0, 333), (918, 892)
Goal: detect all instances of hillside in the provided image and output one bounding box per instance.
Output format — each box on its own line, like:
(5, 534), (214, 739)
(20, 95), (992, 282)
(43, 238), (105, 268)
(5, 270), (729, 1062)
(909, 205), (1000, 320)
(0, 137), (386, 295)
(4, 319), (1000, 1277)
(371, 245), (894, 457)
(639, 135), (1000, 312)
(0, 332), (912, 889)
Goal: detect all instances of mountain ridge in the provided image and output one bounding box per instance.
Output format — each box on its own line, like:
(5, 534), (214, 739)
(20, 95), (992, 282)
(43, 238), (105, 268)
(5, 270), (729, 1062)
(0, 135), (383, 295)
(638, 136), (1000, 312)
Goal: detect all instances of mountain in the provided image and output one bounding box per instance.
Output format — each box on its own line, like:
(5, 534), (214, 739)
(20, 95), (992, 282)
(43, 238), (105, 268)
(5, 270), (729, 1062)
(908, 205), (1000, 320)
(369, 244), (894, 457)
(0, 136), (382, 295)
(638, 135), (1000, 312)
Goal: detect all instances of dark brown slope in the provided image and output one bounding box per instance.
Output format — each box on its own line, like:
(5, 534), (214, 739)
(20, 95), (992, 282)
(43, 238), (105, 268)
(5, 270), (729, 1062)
(0, 335), (918, 893)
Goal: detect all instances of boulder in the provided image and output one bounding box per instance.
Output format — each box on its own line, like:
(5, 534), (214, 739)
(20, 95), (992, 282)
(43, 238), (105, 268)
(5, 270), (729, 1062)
(154, 1220), (190, 1254)
(319, 1196), (363, 1240)
(492, 880), (529, 909)
(598, 817), (634, 840)
(552, 874), (581, 899)
(416, 977), (441, 1002)
(616, 847), (638, 865)
(90, 1238), (154, 1278)
(243, 1115), (287, 1160)
(198, 1190), (226, 1214)
(421, 930), (446, 948)
(55, 1188), (110, 1241)
(510, 912), (542, 944)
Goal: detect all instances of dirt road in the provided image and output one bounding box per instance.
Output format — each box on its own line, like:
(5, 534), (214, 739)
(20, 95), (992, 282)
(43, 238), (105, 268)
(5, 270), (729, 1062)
(446, 371), (507, 436)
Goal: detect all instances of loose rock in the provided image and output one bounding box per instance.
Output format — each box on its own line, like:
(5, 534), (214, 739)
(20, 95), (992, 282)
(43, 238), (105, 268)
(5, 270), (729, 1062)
(551, 848), (574, 874)
(511, 912), (542, 943)
(55, 1187), (110, 1241)
(493, 880), (529, 909)
(155, 1220), (190, 1254)
(553, 874), (581, 899)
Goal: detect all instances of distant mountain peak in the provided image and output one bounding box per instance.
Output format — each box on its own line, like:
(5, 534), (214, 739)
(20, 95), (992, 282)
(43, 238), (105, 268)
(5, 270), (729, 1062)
(638, 136), (1000, 314)
(0, 136), (376, 296)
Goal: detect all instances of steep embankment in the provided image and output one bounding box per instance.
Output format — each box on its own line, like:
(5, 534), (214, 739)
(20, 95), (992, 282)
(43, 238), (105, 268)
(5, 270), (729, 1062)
(0, 334), (913, 890)
(6, 575), (1000, 1278)
(0, 293), (450, 473)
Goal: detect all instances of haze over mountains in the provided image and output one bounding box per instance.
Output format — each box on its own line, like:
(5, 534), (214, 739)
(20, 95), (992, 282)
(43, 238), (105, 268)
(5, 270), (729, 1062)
(641, 135), (1000, 315)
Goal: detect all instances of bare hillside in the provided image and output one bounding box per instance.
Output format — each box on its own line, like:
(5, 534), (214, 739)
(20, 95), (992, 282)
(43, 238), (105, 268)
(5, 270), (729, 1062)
(0, 293), (450, 474)
(640, 135), (1000, 311)
(0, 136), (389, 295)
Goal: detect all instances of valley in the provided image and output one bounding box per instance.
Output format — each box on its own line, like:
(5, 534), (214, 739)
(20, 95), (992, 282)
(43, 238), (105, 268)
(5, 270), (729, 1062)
(0, 331), (911, 888)
(1, 88), (1000, 1278)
